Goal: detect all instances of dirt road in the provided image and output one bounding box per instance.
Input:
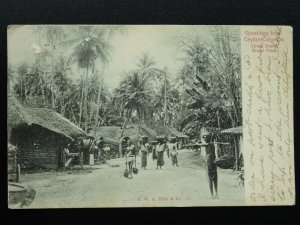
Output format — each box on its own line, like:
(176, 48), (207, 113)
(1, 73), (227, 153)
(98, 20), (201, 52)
(21, 149), (244, 208)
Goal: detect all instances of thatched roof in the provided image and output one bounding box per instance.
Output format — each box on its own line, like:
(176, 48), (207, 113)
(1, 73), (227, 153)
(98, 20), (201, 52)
(220, 126), (243, 135)
(157, 126), (189, 138)
(7, 94), (86, 140)
(95, 125), (157, 143)
(103, 137), (119, 146)
(31, 108), (87, 140)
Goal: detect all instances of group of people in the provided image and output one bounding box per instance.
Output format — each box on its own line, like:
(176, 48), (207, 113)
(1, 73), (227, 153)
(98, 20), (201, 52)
(88, 137), (111, 165)
(64, 136), (111, 167)
(66, 133), (219, 199)
(123, 136), (180, 179)
(124, 134), (219, 199)
(151, 137), (179, 169)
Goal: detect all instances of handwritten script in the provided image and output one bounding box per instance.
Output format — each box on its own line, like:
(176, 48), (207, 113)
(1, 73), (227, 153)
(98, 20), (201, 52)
(242, 26), (294, 205)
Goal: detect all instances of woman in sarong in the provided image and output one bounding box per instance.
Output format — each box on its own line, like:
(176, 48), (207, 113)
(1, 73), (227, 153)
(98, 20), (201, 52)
(170, 141), (178, 166)
(140, 140), (148, 170)
(156, 139), (165, 169)
(152, 142), (157, 161)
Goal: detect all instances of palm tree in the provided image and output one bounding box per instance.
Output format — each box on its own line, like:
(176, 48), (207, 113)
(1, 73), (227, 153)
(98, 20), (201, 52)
(31, 25), (67, 108)
(114, 71), (153, 135)
(93, 26), (127, 136)
(177, 26), (242, 129)
(114, 53), (162, 132)
(67, 26), (110, 131)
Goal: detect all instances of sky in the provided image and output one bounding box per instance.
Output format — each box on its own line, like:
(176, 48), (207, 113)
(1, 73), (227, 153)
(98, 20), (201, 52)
(7, 25), (226, 89)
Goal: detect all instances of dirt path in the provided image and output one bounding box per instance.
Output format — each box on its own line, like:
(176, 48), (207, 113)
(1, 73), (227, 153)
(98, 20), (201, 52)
(21, 149), (244, 208)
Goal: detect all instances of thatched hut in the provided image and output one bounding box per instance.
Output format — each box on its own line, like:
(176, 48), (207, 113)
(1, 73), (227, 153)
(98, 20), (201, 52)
(94, 125), (157, 156)
(95, 125), (157, 144)
(8, 94), (87, 169)
(219, 126), (243, 170)
(157, 126), (189, 147)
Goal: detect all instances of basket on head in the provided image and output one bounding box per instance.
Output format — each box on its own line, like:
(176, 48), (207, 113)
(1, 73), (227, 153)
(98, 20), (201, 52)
(156, 136), (166, 144)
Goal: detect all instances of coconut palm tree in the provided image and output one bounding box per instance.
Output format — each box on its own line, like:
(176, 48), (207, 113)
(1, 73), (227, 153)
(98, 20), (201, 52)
(31, 25), (67, 108)
(114, 71), (153, 134)
(113, 53), (163, 134)
(67, 26), (110, 131)
(93, 26), (127, 136)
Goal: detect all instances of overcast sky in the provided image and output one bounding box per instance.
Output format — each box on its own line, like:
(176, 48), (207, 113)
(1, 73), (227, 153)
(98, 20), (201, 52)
(8, 25), (228, 89)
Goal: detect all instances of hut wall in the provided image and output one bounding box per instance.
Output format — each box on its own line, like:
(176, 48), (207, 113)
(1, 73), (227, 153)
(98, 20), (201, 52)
(10, 125), (66, 169)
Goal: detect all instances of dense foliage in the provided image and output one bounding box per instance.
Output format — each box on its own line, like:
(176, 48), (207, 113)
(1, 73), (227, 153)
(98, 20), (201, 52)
(9, 26), (242, 139)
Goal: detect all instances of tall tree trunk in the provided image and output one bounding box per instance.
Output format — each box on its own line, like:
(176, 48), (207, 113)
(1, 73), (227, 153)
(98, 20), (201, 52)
(71, 107), (78, 125)
(216, 109), (221, 129)
(38, 65), (47, 107)
(120, 109), (132, 137)
(164, 73), (167, 127)
(79, 76), (84, 128)
(89, 93), (95, 125)
(120, 117), (129, 138)
(84, 66), (89, 132)
(44, 69), (48, 107)
(51, 44), (55, 109)
(226, 108), (236, 127)
(119, 109), (132, 156)
(20, 75), (23, 101)
(94, 75), (102, 136)
(61, 93), (65, 116)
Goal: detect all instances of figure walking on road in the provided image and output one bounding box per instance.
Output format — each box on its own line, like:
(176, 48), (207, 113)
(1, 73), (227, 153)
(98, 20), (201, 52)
(170, 140), (179, 166)
(152, 141), (158, 161)
(202, 134), (218, 199)
(156, 138), (166, 169)
(126, 139), (136, 179)
(140, 140), (148, 170)
(96, 137), (104, 164)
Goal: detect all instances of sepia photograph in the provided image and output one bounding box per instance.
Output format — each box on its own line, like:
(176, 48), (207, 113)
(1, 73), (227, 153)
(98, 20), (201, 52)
(7, 25), (248, 208)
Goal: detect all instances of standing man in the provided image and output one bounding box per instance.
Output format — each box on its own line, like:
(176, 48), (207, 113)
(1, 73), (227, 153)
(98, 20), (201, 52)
(103, 144), (111, 160)
(126, 139), (136, 179)
(97, 137), (104, 164)
(201, 134), (218, 199)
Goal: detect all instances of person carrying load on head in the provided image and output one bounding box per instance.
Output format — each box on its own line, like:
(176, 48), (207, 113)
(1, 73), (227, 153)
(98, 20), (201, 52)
(125, 138), (136, 179)
(96, 137), (104, 164)
(156, 137), (166, 170)
(103, 144), (111, 160)
(151, 141), (158, 161)
(170, 138), (179, 166)
(140, 139), (148, 170)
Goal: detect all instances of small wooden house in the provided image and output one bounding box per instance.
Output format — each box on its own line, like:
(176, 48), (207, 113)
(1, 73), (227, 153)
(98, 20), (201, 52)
(8, 94), (87, 169)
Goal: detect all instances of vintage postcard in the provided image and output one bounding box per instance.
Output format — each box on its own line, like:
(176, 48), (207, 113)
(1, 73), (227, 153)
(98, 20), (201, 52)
(7, 25), (294, 208)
